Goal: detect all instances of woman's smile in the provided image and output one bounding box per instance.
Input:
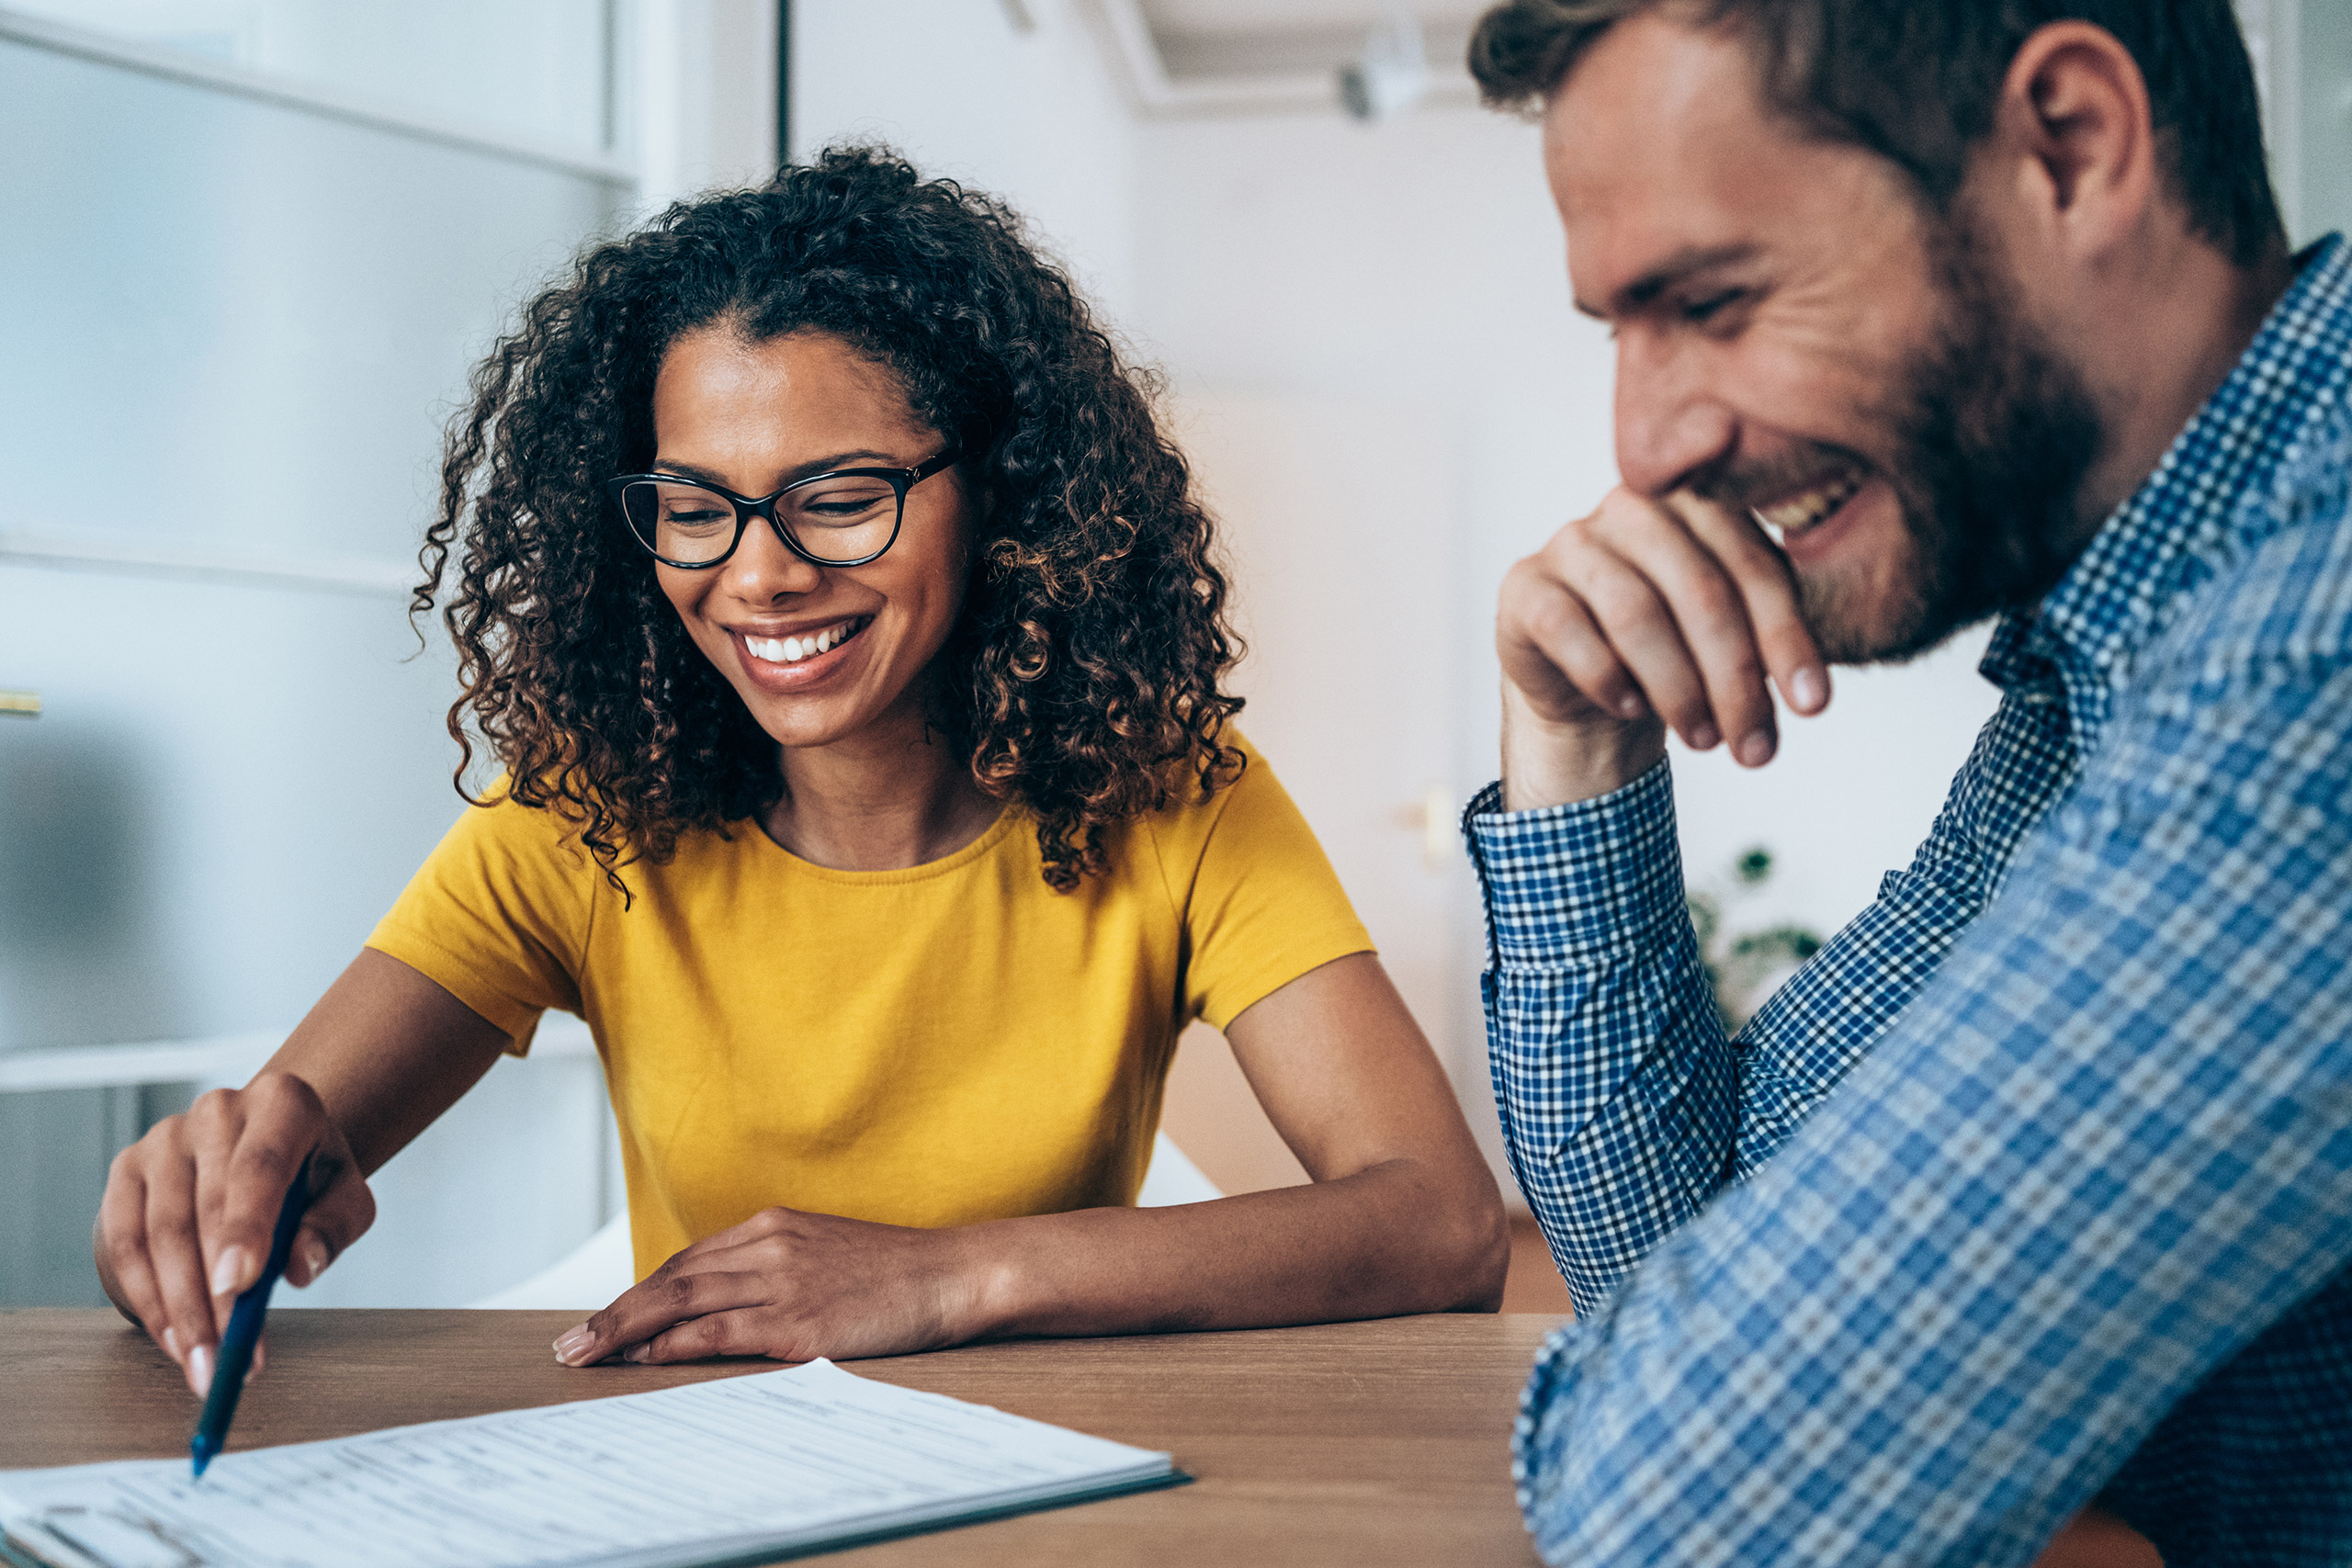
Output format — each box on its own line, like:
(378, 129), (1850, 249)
(729, 615), (876, 694)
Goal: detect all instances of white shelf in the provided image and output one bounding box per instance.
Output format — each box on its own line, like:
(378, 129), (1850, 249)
(0, 1015), (594, 1094)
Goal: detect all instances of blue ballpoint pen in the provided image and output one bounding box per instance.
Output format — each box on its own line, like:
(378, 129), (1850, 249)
(189, 1155), (312, 1478)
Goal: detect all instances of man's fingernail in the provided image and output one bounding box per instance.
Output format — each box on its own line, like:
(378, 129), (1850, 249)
(1688, 722), (1720, 750)
(623, 1343), (650, 1363)
(1736, 732), (1774, 767)
(209, 1247), (251, 1298)
(1789, 666), (1828, 712)
(189, 1344), (214, 1398)
(297, 1236), (332, 1284)
(553, 1325), (594, 1363)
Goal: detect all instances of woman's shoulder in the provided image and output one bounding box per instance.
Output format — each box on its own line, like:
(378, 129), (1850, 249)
(426, 773), (684, 894)
(1128, 728), (1320, 872)
(441, 773), (594, 853)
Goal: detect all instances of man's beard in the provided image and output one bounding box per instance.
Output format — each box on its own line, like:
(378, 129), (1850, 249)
(1701, 219), (2106, 665)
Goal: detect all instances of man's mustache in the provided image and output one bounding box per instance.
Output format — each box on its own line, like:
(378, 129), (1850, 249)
(1688, 444), (1880, 517)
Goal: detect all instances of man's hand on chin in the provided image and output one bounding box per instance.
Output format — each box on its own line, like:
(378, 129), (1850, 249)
(1496, 485), (1830, 810)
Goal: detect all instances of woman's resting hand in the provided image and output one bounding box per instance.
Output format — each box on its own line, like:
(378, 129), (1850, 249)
(553, 1206), (981, 1366)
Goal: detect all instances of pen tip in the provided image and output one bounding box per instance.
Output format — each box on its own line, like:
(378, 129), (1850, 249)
(190, 1439), (213, 1480)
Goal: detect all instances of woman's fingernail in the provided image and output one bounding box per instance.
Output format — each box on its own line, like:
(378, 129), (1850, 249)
(189, 1344), (215, 1398)
(209, 1246), (251, 1297)
(1736, 731), (1774, 767)
(1789, 665), (1828, 712)
(1688, 722), (1721, 751)
(1616, 694), (1646, 718)
(161, 1325), (181, 1360)
(553, 1325), (594, 1363)
(297, 1235), (332, 1284)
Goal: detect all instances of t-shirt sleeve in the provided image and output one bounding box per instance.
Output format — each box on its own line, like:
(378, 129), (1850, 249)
(364, 784), (593, 1052)
(1159, 736), (1376, 1032)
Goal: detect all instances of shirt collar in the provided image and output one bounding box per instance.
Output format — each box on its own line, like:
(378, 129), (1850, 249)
(1979, 231), (2352, 693)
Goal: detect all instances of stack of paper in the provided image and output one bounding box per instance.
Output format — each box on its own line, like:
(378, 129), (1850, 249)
(0, 1359), (1181, 1568)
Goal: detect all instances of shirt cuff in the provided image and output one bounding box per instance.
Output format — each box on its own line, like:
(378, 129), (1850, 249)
(1463, 758), (1685, 968)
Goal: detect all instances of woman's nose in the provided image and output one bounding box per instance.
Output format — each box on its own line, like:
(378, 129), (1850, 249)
(719, 513), (825, 602)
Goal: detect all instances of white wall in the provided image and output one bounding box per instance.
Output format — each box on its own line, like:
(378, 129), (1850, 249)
(630, 0), (780, 210)
(1132, 103), (2005, 1154)
(2239, 0), (2352, 249)
(789, 0), (1142, 325)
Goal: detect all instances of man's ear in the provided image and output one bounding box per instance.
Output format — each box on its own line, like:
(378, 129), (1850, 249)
(1990, 21), (2158, 263)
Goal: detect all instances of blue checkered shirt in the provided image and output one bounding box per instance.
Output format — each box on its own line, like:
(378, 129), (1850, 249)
(1466, 234), (2352, 1567)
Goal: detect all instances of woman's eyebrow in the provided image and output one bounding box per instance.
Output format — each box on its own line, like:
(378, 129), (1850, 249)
(649, 450), (903, 487)
(790, 449), (901, 479)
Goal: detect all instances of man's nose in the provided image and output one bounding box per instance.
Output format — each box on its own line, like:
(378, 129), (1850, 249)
(720, 513), (825, 601)
(1612, 333), (1736, 499)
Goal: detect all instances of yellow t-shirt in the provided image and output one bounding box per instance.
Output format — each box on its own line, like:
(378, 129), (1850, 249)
(365, 739), (1373, 1280)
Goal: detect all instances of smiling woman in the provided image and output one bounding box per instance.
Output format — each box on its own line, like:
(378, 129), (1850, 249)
(90, 145), (1508, 1392)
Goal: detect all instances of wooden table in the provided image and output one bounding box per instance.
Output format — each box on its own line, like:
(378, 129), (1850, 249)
(3, 1309), (1566, 1566)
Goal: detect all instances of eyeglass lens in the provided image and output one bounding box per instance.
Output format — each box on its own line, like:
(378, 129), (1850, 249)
(619, 474), (903, 566)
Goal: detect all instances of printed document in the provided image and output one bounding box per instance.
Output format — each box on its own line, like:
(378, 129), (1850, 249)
(0, 1359), (1176, 1568)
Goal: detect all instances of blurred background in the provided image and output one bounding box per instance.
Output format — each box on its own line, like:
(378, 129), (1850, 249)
(2, 0), (2346, 1308)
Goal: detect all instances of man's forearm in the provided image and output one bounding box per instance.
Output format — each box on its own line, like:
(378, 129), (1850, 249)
(1470, 761), (1738, 1309)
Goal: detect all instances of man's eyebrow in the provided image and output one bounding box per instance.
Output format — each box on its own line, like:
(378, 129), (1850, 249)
(1574, 243), (1762, 320)
(648, 449), (902, 488)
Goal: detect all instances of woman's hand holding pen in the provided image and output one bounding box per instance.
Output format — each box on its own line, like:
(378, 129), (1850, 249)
(93, 1072), (374, 1397)
(90, 952), (511, 1399)
(551, 1206), (984, 1369)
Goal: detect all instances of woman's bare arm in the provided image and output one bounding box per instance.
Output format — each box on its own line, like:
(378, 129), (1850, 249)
(977, 951), (1508, 1334)
(559, 953), (1509, 1366)
(93, 950), (509, 1393)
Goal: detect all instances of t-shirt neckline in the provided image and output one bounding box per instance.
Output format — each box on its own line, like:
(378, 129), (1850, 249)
(746, 802), (1023, 886)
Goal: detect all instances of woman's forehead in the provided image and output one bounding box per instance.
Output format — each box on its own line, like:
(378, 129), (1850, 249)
(651, 328), (935, 474)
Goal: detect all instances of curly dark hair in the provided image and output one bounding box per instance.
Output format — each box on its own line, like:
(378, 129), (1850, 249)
(417, 145), (1245, 893)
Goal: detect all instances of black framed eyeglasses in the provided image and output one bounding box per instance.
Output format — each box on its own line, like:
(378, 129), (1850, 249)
(605, 448), (961, 570)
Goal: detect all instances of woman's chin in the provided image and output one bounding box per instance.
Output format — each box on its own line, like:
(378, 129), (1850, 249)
(743, 694), (872, 753)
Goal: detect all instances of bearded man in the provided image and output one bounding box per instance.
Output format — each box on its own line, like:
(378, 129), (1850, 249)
(1463, 1), (2350, 1563)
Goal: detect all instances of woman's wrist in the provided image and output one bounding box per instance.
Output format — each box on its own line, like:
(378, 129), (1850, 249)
(934, 1220), (1033, 1345)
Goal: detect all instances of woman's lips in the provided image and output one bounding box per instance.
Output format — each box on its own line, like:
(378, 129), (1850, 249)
(729, 615), (873, 692)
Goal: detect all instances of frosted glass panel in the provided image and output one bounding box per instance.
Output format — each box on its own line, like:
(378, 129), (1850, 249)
(0, 25), (626, 1306)
(0, 33), (617, 561)
(7, 0), (614, 150)
(0, 567), (472, 1050)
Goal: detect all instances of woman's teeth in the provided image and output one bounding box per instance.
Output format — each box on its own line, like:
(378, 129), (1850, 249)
(743, 619), (862, 665)
(1754, 468), (1867, 536)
